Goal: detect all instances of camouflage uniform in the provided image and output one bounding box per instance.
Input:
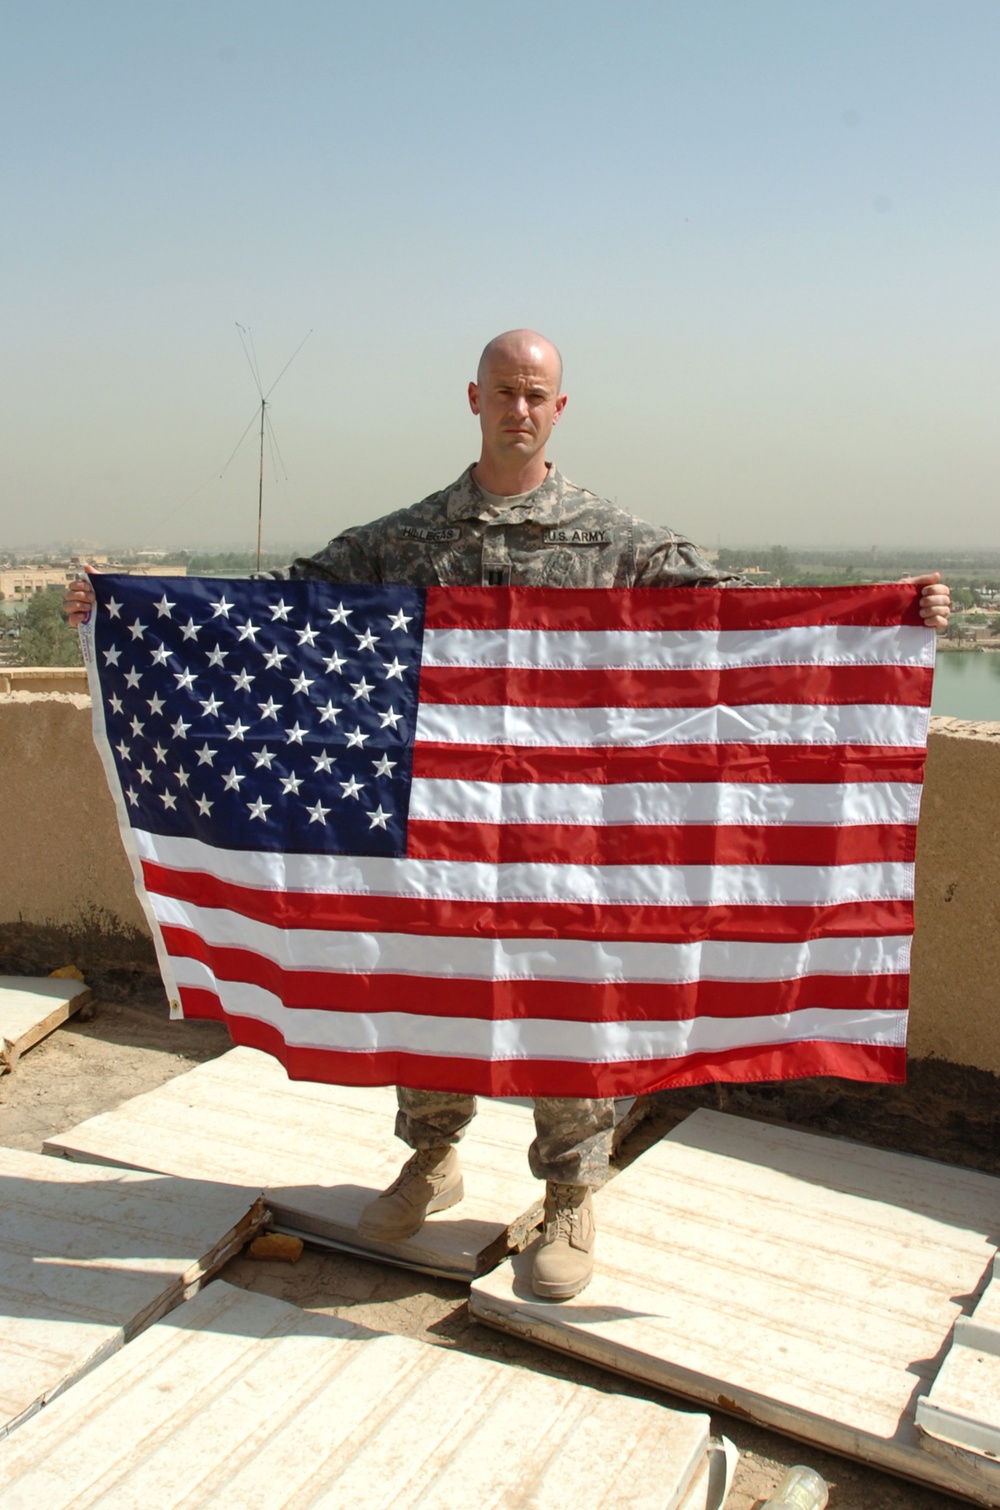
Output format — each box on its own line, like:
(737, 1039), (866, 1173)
(292, 464), (742, 1187)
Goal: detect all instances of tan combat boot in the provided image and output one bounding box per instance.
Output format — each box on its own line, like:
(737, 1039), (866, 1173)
(530, 1182), (595, 1300)
(357, 1145), (463, 1242)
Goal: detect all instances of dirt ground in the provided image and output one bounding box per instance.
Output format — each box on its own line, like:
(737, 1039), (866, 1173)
(3, 972), (998, 1510)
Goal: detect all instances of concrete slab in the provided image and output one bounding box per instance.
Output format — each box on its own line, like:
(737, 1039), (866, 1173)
(0, 1279), (721, 1509)
(0, 976), (91, 1072)
(471, 1108), (1000, 1507)
(0, 1147), (263, 1437)
(46, 1047), (549, 1280)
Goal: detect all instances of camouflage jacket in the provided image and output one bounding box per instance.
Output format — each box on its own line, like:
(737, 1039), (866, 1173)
(290, 466), (744, 589)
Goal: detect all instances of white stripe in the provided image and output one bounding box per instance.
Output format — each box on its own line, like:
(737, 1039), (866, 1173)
(151, 894), (912, 983)
(408, 779), (922, 828)
(415, 701), (929, 749)
(133, 829), (914, 906)
(423, 624), (934, 671)
(171, 960), (907, 1063)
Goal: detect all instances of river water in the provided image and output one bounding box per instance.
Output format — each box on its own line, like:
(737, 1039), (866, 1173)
(931, 651), (1000, 721)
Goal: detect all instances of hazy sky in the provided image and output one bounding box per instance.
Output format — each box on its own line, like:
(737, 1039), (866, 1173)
(2, 1), (998, 552)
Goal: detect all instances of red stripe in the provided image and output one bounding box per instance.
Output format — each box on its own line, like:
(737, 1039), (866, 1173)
(418, 663), (933, 710)
(178, 986), (906, 1094)
(424, 584), (924, 632)
(411, 742), (928, 785)
(162, 926), (909, 1021)
(406, 820), (917, 867)
(143, 861), (913, 943)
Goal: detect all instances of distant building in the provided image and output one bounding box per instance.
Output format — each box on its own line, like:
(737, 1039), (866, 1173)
(0, 561), (186, 602)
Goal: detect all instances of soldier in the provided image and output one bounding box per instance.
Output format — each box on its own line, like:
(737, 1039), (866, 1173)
(66, 328), (952, 1301)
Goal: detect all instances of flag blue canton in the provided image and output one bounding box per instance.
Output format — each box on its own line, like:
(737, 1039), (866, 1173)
(91, 575), (426, 856)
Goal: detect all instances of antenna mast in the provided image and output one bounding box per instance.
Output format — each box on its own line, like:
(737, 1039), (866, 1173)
(235, 324), (312, 572)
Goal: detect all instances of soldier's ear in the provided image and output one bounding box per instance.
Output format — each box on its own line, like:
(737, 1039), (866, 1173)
(468, 381), (481, 415)
(552, 393), (568, 425)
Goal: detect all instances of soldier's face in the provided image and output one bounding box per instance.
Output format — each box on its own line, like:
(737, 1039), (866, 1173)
(468, 349), (567, 464)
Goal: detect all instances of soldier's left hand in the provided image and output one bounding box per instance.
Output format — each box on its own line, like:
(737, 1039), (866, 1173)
(899, 572), (951, 631)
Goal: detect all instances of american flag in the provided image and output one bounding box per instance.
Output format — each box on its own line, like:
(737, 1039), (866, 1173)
(81, 574), (934, 1097)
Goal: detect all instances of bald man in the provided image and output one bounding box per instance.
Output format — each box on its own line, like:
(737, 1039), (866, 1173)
(65, 328), (952, 1300)
(288, 331), (740, 1299)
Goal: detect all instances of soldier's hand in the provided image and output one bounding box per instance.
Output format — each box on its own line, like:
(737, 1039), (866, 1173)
(65, 570), (96, 627)
(899, 572), (951, 632)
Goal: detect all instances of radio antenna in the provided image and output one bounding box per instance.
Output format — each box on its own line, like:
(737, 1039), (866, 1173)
(235, 324), (312, 571)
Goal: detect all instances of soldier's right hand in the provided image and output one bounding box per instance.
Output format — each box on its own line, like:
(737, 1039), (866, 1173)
(65, 570), (96, 627)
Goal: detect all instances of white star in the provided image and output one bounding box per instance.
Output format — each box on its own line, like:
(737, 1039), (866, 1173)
(155, 594), (175, 617)
(180, 617), (200, 641)
(257, 697), (282, 720)
(237, 619), (259, 643)
(312, 749), (335, 773)
(382, 657), (405, 680)
(247, 796), (271, 821)
(206, 644), (227, 667)
(345, 726), (369, 749)
(350, 677), (373, 701)
(389, 608), (413, 632)
(150, 644), (170, 667)
(175, 766), (190, 788)
(222, 767), (245, 791)
(103, 645), (121, 667)
(171, 715), (191, 739)
(115, 739), (130, 760)
(368, 805), (391, 829)
(373, 754), (397, 777)
(146, 693), (165, 716)
(270, 599), (291, 621)
(306, 799), (330, 824)
(280, 773), (303, 795)
(355, 628), (379, 652)
(263, 647), (287, 670)
(199, 694), (223, 717)
(195, 744), (216, 765)
(378, 707), (403, 730)
(152, 743), (168, 763)
(106, 598), (122, 619)
(129, 618), (147, 640)
(227, 719), (250, 741)
(328, 601), (352, 625)
(108, 694), (123, 714)
(136, 763), (152, 784)
(253, 747), (276, 768)
(318, 700), (340, 724)
(210, 596), (233, 618)
(174, 668), (197, 691)
(125, 787), (138, 806)
(129, 715), (145, 737)
(340, 775), (363, 800)
(231, 669), (255, 692)
(322, 650), (346, 674)
(124, 668), (141, 689)
(290, 671), (315, 695)
(195, 794), (213, 816)
(159, 790), (178, 810)
(285, 722), (306, 744)
(296, 622), (319, 646)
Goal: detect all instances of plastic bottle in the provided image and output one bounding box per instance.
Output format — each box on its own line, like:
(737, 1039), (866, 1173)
(761, 1465), (830, 1510)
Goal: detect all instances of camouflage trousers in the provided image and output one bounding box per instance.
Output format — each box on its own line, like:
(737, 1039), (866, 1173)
(395, 1088), (614, 1187)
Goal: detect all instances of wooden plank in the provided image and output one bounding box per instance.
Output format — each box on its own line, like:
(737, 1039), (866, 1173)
(0, 977), (91, 1072)
(471, 1108), (1000, 1507)
(915, 1257), (1000, 1494)
(45, 1047), (548, 1280)
(0, 1279), (717, 1509)
(0, 1147), (263, 1437)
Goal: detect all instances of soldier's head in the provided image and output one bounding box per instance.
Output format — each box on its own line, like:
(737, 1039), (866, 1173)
(468, 330), (567, 478)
